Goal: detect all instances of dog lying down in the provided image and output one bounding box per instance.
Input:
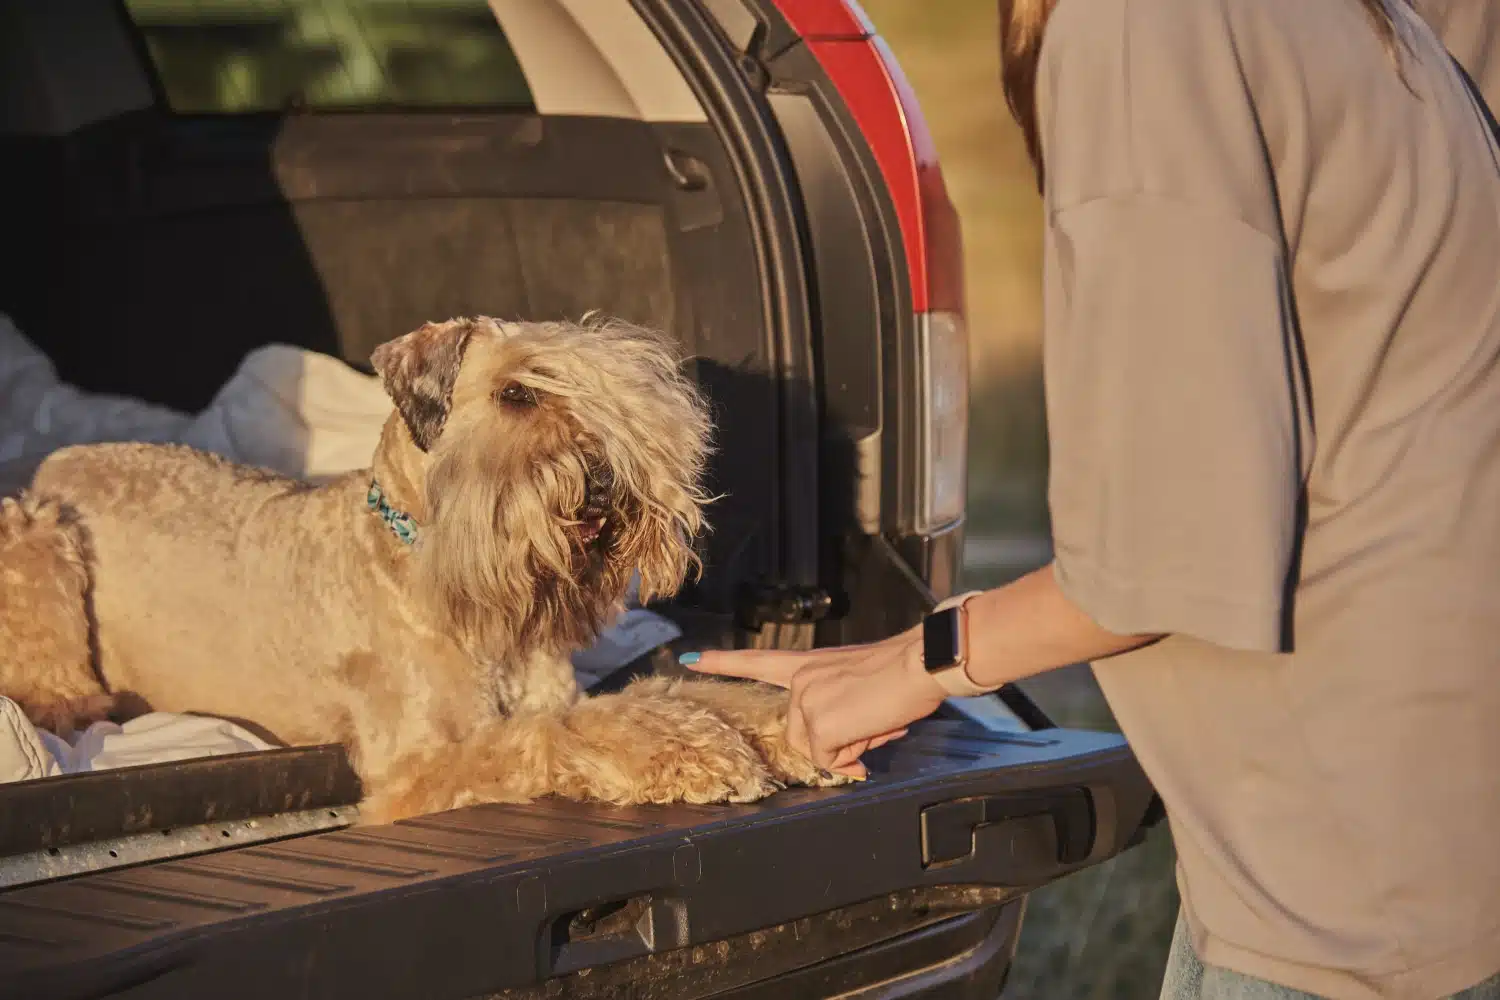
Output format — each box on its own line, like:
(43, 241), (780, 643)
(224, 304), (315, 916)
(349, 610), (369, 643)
(0, 316), (846, 823)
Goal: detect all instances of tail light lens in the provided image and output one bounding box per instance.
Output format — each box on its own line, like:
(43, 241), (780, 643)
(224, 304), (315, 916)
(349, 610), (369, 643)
(784, 3), (971, 534)
(917, 311), (969, 531)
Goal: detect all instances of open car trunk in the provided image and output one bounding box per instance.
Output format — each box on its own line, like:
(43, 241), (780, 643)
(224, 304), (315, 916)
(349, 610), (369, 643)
(0, 1), (1158, 996)
(0, 3), (797, 629)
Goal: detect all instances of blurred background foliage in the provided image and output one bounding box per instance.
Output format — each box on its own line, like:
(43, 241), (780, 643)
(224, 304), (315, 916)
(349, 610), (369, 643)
(123, 0), (535, 112)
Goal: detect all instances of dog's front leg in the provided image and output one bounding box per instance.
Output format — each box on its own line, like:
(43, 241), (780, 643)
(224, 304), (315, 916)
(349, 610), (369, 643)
(356, 712), (565, 825)
(356, 685), (784, 824)
(618, 676), (854, 790)
(547, 687), (778, 805)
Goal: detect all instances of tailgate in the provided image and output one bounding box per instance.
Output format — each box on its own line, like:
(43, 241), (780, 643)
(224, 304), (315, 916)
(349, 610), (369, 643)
(0, 719), (1151, 1000)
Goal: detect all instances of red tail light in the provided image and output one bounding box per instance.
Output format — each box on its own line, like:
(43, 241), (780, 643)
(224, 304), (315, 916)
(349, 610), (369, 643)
(771, 1), (966, 318)
(774, 0), (969, 533)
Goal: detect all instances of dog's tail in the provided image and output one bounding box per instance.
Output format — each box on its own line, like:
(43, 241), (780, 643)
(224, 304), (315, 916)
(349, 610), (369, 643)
(0, 495), (113, 735)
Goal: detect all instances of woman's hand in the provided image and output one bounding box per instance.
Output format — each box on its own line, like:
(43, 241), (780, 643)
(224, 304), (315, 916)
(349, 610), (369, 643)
(684, 568), (1154, 780)
(683, 631), (948, 780)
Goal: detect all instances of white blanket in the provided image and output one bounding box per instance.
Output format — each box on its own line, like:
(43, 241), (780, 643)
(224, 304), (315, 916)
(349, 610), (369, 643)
(0, 315), (678, 781)
(0, 698), (275, 782)
(0, 313), (393, 491)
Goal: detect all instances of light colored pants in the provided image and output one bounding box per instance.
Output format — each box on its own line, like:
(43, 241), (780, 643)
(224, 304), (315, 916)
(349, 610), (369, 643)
(1160, 914), (1500, 1000)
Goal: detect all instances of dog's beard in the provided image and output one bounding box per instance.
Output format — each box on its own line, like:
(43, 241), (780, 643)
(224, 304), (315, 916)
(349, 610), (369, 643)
(411, 416), (612, 662)
(410, 414), (697, 665)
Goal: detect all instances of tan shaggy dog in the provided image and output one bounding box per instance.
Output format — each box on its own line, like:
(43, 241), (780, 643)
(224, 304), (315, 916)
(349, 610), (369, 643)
(0, 316), (843, 822)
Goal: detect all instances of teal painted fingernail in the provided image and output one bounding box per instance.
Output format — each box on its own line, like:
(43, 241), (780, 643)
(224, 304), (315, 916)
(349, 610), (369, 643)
(678, 652), (701, 666)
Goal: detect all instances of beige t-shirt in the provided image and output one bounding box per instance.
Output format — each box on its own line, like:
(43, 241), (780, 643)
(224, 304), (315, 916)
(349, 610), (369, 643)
(1415, 0), (1500, 109)
(1037, 0), (1500, 997)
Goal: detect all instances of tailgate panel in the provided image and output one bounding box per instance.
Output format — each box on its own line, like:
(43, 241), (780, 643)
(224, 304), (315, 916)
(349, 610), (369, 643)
(0, 720), (1151, 1000)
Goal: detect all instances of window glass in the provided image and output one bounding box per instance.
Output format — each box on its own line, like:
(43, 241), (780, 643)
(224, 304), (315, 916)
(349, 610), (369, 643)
(122, 0), (535, 113)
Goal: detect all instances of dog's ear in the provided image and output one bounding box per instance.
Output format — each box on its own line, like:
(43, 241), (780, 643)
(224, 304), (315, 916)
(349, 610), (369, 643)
(370, 320), (477, 452)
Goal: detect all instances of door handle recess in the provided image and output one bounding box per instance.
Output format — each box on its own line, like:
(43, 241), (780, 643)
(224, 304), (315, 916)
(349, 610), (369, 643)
(547, 893), (689, 977)
(919, 789), (1095, 876)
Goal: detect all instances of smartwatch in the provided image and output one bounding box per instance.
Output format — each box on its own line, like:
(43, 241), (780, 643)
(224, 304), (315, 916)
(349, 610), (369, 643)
(921, 591), (993, 698)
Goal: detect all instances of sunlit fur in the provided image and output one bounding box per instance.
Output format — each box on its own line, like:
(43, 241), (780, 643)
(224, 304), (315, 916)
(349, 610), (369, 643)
(0, 496), (112, 736)
(0, 316), (846, 823)
(999, 0), (1407, 191)
(410, 316), (711, 668)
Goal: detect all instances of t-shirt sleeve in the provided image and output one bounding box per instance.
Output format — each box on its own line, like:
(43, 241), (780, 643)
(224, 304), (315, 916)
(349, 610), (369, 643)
(1037, 0), (1309, 653)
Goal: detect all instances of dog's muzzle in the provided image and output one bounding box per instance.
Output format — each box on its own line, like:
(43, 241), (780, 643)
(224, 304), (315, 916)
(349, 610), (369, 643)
(576, 461), (613, 545)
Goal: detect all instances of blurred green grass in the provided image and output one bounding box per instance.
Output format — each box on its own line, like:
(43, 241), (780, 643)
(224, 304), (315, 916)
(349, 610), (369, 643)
(863, 5), (1180, 996)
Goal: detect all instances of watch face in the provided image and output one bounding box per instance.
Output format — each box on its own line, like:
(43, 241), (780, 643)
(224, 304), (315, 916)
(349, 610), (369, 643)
(923, 607), (962, 672)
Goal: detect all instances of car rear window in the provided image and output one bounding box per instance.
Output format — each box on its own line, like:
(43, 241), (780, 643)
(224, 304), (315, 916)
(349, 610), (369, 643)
(122, 0), (535, 114)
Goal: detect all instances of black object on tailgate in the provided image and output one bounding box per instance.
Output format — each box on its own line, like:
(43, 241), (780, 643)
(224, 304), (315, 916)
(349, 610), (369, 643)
(0, 720), (1152, 1000)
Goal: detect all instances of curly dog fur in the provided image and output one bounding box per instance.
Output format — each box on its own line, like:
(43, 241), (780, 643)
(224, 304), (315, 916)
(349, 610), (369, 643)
(0, 316), (844, 821)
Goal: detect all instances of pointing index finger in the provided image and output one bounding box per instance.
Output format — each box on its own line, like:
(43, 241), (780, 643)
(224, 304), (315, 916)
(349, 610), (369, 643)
(679, 649), (809, 688)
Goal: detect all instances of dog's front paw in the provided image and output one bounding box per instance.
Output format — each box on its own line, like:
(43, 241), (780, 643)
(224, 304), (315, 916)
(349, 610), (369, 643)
(556, 691), (779, 806)
(625, 677), (854, 790)
(755, 730), (856, 791)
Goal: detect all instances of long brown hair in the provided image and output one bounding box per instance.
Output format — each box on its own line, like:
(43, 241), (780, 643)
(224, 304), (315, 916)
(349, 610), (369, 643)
(999, 0), (1406, 191)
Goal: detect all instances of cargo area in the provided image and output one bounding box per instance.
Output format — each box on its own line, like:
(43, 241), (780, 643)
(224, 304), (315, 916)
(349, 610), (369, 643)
(0, 0), (792, 621)
(0, 0), (803, 889)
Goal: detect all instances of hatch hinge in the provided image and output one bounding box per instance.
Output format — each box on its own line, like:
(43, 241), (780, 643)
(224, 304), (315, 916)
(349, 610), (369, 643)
(735, 582), (836, 631)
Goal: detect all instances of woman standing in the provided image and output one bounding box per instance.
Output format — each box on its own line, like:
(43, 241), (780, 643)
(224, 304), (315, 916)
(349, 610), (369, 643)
(685, 0), (1500, 996)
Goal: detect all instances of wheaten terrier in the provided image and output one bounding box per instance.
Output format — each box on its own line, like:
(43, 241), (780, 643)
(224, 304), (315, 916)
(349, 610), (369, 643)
(0, 316), (842, 822)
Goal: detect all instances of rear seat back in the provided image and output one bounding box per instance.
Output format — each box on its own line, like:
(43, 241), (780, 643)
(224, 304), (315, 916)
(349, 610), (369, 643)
(0, 0), (676, 412)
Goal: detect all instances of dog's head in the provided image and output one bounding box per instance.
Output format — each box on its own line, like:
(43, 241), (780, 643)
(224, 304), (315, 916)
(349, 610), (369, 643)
(370, 316), (712, 659)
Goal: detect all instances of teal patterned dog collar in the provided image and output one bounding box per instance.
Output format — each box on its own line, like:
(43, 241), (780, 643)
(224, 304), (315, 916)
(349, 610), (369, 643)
(367, 480), (418, 545)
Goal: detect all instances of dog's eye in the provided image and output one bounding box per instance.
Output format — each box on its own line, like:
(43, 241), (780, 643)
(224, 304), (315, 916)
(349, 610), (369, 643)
(497, 382), (538, 407)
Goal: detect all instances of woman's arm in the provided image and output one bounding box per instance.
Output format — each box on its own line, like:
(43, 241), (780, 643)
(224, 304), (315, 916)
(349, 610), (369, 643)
(952, 564), (1159, 690)
(686, 563), (1159, 777)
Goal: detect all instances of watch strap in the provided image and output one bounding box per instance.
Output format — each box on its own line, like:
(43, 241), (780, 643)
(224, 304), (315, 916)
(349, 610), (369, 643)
(933, 590), (985, 615)
(925, 591), (994, 698)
